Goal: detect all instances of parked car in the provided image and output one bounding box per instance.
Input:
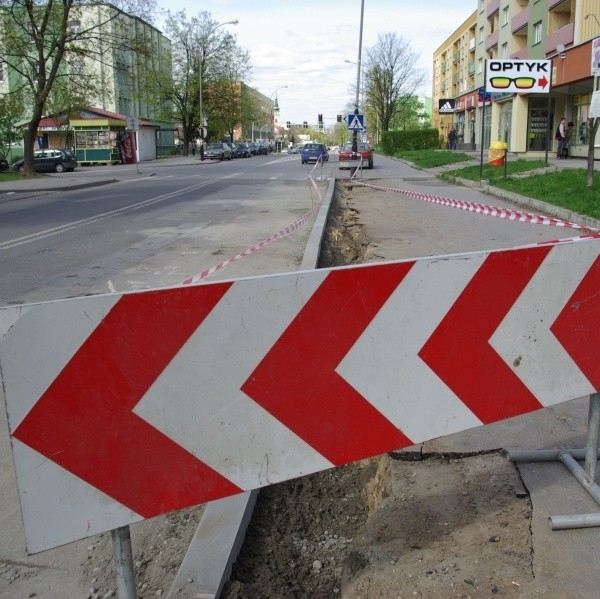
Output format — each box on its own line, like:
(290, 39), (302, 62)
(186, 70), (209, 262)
(234, 143), (252, 158)
(12, 148), (78, 173)
(256, 142), (269, 155)
(247, 142), (259, 155)
(338, 142), (373, 169)
(225, 142), (237, 158)
(205, 143), (232, 161)
(300, 143), (329, 164)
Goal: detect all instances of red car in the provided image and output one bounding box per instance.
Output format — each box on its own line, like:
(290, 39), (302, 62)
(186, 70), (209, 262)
(338, 142), (373, 169)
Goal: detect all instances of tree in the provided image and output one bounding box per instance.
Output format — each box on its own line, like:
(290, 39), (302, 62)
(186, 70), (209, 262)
(0, 90), (24, 159)
(0, 0), (158, 174)
(161, 10), (251, 154)
(587, 117), (599, 189)
(363, 32), (426, 134)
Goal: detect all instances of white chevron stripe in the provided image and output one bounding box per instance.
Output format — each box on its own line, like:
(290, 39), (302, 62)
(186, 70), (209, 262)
(339, 255), (485, 443)
(0, 295), (119, 429)
(491, 243), (597, 406)
(135, 272), (334, 489)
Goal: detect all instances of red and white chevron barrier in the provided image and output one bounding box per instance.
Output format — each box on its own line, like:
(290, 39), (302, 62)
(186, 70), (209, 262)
(353, 180), (597, 231)
(1, 236), (598, 552)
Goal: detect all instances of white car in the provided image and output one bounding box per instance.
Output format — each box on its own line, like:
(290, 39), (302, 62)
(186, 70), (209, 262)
(205, 143), (233, 161)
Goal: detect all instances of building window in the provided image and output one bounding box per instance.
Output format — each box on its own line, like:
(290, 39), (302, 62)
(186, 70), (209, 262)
(502, 6), (509, 26)
(479, 26), (484, 44)
(534, 21), (542, 44)
(478, 57), (483, 73)
(501, 42), (508, 58)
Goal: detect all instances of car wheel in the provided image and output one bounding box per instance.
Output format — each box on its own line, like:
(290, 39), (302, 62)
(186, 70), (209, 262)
(369, 160), (373, 169)
(55, 163), (65, 173)
(18, 165), (24, 173)
(228, 153), (232, 160)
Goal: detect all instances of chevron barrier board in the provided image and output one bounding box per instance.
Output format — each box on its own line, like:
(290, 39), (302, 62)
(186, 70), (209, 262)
(0, 237), (598, 553)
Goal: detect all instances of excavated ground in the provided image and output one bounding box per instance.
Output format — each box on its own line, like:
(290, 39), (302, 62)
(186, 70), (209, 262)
(221, 182), (537, 599)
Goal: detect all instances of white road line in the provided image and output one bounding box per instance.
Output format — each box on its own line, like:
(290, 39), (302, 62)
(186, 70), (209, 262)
(0, 176), (231, 250)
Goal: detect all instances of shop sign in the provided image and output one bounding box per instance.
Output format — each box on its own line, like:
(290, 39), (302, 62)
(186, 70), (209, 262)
(438, 99), (456, 113)
(486, 60), (551, 94)
(592, 37), (600, 77)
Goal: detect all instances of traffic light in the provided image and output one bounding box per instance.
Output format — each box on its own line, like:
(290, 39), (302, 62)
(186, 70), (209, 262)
(337, 114), (342, 123)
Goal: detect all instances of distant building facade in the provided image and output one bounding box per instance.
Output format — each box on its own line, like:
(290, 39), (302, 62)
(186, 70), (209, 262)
(432, 0), (599, 157)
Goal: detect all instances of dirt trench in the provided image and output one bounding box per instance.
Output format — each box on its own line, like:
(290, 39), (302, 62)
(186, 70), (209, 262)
(221, 182), (536, 599)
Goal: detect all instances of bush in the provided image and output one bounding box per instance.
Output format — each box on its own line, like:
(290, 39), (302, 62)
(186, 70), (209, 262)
(381, 128), (439, 155)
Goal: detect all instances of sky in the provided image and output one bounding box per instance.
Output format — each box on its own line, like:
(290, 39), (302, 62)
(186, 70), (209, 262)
(155, 0), (476, 126)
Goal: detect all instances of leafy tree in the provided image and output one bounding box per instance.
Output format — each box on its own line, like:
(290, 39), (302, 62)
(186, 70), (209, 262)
(0, 90), (24, 159)
(363, 32), (426, 133)
(0, 0), (158, 174)
(586, 117), (599, 189)
(161, 10), (251, 155)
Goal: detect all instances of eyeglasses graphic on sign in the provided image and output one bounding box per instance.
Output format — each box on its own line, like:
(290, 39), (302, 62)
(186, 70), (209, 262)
(489, 76), (536, 90)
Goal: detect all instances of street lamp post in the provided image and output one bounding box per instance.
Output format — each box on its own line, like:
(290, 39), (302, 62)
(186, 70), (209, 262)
(269, 85), (288, 151)
(351, 0), (365, 154)
(198, 19), (238, 160)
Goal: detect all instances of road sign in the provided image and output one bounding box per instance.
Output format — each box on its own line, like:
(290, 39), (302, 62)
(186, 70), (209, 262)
(346, 114), (365, 131)
(485, 59), (551, 94)
(126, 115), (138, 131)
(1, 237), (598, 553)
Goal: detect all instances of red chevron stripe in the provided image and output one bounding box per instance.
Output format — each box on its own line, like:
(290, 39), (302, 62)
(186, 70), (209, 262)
(242, 263), (414, 466)
(13, 284), (241, 518)
(419, 246), (551, 423)
(551, 255), (600, 389)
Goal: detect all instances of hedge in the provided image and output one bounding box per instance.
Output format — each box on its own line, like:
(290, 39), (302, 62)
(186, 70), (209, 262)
(381, 128), (439, 155)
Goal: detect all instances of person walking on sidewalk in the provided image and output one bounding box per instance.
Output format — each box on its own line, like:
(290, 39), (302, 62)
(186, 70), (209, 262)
(447, 127), (457, 150)
(555, 117), (567, 159)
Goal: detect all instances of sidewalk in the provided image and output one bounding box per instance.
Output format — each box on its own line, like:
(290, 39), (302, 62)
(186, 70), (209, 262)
(0, 155), (207, 198)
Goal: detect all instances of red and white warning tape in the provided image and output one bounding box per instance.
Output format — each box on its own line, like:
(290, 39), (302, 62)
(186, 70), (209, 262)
(182, 174), (325, 284)
(353, 181), (597, 231)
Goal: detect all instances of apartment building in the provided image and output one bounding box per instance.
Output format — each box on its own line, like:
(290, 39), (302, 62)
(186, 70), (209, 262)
(433, 0), (600, 157)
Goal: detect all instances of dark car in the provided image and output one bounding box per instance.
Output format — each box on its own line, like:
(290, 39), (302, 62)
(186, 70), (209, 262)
(247, 143), (259, 155)
(13, 148), (78, 173)
(256, 142), (269, 155)
(301, 143), (328, 164)
(234, 143), (252, 158)
(339, 142), (373, 169)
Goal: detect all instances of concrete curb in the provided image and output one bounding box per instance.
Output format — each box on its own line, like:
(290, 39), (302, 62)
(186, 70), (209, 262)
(165, 175), (336, 599)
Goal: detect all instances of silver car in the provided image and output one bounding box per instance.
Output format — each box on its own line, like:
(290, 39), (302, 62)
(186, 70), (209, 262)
(205, 143), (233, 161)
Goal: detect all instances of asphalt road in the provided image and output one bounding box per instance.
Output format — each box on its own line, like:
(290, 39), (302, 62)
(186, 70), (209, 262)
(0, 153), (326, 305)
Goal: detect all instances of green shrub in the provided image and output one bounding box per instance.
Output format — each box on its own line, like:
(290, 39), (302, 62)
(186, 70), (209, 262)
(382, 128), (439, 155)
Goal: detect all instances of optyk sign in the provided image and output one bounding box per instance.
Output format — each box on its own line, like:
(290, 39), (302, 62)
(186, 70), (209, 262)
(485, 59), (551, 94)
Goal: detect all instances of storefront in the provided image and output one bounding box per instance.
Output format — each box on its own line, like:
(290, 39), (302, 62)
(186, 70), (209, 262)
(551, 39), (598, 159)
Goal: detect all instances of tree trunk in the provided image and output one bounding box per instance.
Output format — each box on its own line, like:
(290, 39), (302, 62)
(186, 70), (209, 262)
(587, 118), (599, 189)
(23, 105), (44, 176)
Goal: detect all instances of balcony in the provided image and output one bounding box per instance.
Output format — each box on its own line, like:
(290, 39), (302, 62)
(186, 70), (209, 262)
(511, 6), (530, 33)
(548, 0), (569, 8)
(510, 47), (528, 59)
(485, 29), (499, 52)
(486, 0), (500, 19)
(469, 38), (476, 52)
(545, 21), (574, 54)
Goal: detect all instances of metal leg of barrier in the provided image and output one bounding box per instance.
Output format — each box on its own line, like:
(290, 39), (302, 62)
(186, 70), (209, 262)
(509, 393), (600, 531)
(111, 525), (137, 599)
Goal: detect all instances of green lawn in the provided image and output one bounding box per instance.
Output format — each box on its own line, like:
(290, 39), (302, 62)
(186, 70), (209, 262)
(399, 151), (600, 221)
(395, 149), (474, 168)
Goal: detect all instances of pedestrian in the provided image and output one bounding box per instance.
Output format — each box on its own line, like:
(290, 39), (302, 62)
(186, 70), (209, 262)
(191, 141), (197, 156)
(447, 127), (457, 150)
(555, 117), (567, 159)
(563, 121), (574, 159)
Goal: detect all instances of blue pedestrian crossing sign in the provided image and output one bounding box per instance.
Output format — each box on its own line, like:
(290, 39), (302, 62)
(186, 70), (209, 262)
(346, 114), (365, 131)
